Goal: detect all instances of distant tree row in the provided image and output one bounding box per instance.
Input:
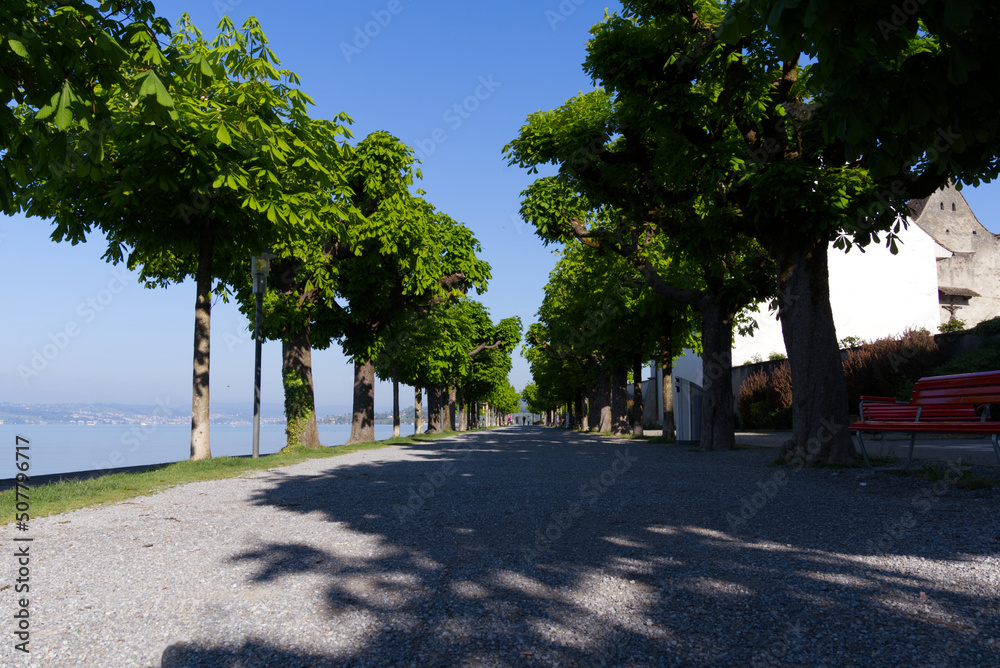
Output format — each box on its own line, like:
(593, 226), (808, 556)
(507, 0), (1000, 465)
(3, 4), (521, 458)
(521, 241), (699, 435)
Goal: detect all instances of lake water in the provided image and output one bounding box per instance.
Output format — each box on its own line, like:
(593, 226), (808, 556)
(0, 423), (403, 479)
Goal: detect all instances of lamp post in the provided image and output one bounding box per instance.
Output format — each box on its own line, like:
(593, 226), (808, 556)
(251, 252), (275, 458)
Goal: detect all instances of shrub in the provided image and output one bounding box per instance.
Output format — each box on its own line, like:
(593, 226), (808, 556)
(939, 318), (966, 333)
(842, 329), (942, 408)
(738, 362), (792, 429)
(933, 341), (1000, 376)
(972, 316), (1000, 337)
(839, 335), (863, 349)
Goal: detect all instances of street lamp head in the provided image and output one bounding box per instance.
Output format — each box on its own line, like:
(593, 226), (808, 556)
(251, 251), (277, 295)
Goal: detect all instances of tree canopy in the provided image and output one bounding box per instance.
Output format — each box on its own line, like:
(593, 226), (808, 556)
(1, 0), (176, 212)
(22, 14), (352, 459)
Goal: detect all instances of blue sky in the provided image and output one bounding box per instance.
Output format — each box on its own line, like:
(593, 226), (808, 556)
(3, 0), (1000, 413)
(1, 0), (626, 412)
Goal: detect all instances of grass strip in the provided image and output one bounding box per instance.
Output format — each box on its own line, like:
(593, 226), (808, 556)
(2, 429), (470, 522)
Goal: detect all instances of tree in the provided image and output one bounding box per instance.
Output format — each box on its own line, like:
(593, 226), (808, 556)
(511, 1), (918, 463)
(528, 241), (697, 436)
(377, 299), (521, 434)
(250, 132), (489, 448)
(23, 15), (351, 460)
(751, 0), (1000, 192)
(505, 88), (770, 449)
(520, 382), (543, 419)
(459, 309), (522, 430)
(1, 0), (175, 212)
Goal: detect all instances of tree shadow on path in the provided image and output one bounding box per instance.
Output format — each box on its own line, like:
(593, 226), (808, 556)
(161, 427), (1000, 667)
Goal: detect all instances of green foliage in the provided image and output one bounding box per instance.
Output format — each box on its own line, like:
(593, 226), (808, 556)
(26, 14), (350, 290)
(839, 336), (863, 349)
(0, 0), (176, 212)
(842, 329), (942, 407)
(933, 342), (1000, 377)
(751, 0), (1000, 190)
(737, 362), (792, 430)
(767, 352), (787, 361)
(972, 317), (1000, 336)
(282, 367), (314, 450)
(520, 383), (544, 415)
(523, 240), (698, 417)
(263, 131), (491, 366)
(939, 318), (966, 333)
(376, 299), (520, 413)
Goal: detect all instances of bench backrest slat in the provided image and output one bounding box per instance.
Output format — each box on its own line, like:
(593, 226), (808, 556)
(910, 371), (1000, 405)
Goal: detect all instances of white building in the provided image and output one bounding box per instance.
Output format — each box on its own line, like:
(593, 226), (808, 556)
(733, 182), (999, 364)
(643, 183), (1000, 437)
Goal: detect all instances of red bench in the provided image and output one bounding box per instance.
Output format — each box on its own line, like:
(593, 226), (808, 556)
(850, 371), (1000, 469)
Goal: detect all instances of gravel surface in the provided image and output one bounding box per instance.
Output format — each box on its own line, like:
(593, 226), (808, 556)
(3, 426), (1000, 667)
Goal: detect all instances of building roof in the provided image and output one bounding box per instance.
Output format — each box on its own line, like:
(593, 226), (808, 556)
(938, 286), (981, 298)
(908, 182), (991, 253)
(908, 197), (930, 220)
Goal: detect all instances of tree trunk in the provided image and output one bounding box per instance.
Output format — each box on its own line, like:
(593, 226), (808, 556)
(426, 384), (443, 433)
(392, 362), (400, 439)
(698, 295), (736, 452)
(414, 386), (423, 435)
(282, 326), (321, 450)
(575, 391), (586, 431)
(598, 370), (612, 433)
(776, 241), (854, 465)
(611, 364), (629, 435)
(661, 330), (676, 439)
(587, 384), (599, 431)
(457, 388), (467, 431)
(632, 355), (644, 437)
(190, 219), (213, 461)
(448, 385), (458, 431)
(346, 359), (375, 445)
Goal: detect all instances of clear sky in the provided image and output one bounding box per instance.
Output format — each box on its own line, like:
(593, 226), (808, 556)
(3, 0), (1000, 414)
(0, 0), (629, 413)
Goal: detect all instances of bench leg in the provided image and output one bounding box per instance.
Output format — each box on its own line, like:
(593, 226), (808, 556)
(855, 431), (874, 469)
(854, 431), (915, 470)
(993, 434), (1000, 467)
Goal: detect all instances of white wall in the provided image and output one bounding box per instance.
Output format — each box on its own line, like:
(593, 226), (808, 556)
(730, 220), (942, 365)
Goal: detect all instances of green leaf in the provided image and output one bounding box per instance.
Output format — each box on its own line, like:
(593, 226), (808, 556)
(6, 37), (29, 59)
(42, 81), (78, 130)
(216, 123), (232, 146)
(717, 14), (742, 45)
(138, 71), (173, 109)
(944, 2), (974, 29)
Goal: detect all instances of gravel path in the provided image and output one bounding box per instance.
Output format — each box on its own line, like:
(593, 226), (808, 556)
(3, 426), (1000, 667)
